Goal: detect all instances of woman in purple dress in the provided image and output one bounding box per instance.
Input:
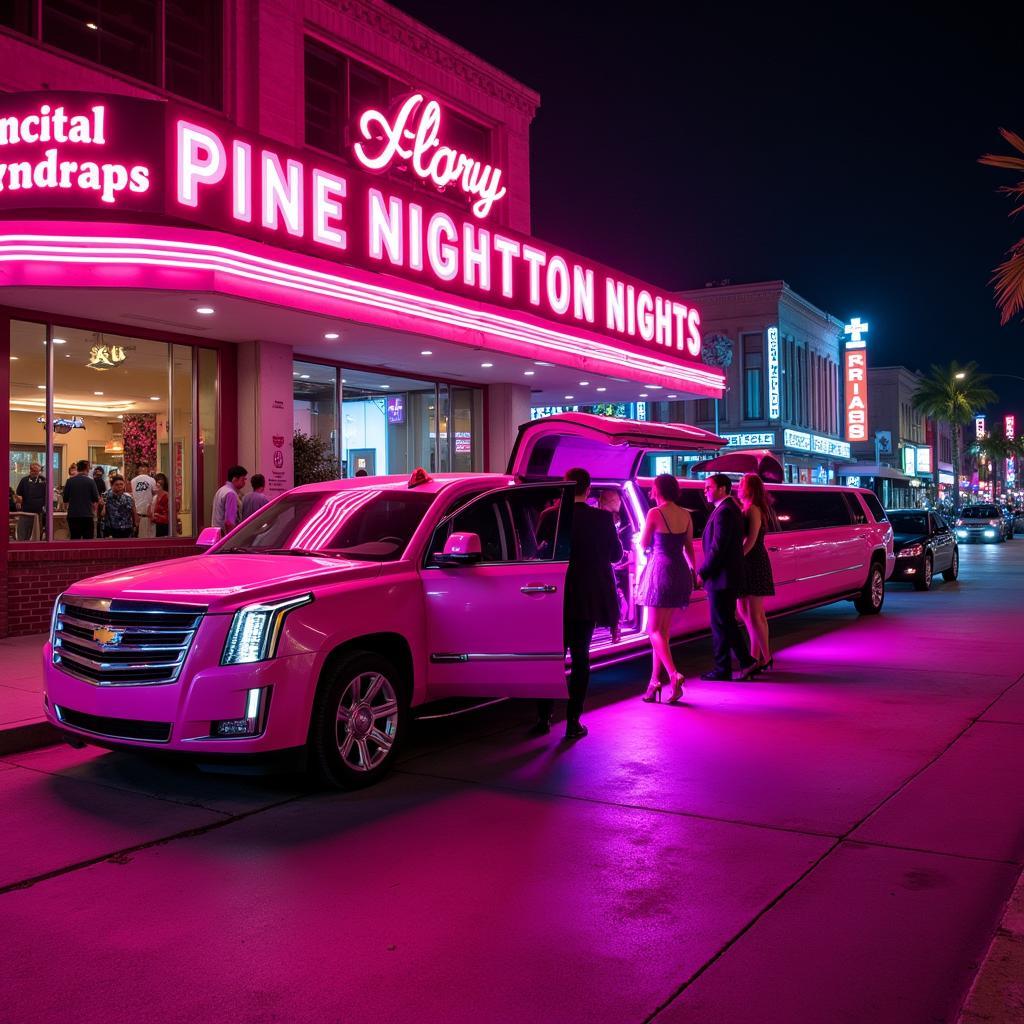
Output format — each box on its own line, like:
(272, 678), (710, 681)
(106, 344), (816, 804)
(636, 473), (696, 704)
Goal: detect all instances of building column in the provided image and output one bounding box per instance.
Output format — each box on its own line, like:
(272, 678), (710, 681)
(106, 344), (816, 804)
(236, 340), (295, 500)
(486, 383), (532, 473)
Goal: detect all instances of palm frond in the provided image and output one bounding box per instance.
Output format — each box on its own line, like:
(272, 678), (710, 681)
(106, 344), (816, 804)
(991, 246), (1024, 325)
(979, 153), (1024, 172)
(999, 127), (1024, 155)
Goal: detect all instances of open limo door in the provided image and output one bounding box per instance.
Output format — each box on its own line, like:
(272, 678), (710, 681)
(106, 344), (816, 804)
(508, 412), (727, 481)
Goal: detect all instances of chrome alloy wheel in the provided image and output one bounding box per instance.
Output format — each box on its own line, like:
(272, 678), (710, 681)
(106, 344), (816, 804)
(871, 567), (884, 608)
(335, 671), (399, 772)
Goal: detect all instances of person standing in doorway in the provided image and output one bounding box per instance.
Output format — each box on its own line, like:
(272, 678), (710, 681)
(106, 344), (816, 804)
(63, 460), (99, 540)
(696, 474), (758, 681)
(212, 465), (248, 534)
(102, 476), (138, 539)
(131, 462), (157, 538)
(636, 473), (696, 704)
(151, 473), (170, 537)
(241, 474), (270, 519)
(532, 467), (621, 741)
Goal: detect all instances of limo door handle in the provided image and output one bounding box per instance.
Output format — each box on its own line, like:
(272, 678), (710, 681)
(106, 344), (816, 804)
(521, 584), (558, 594)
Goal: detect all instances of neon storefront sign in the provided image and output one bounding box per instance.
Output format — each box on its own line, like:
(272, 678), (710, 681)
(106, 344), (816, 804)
(721, 431), (776, 447)
(844, 349), (868, 442)
(0, 92), (714, 384)
(353, 94), (506, 219)
(1006, 414), (1016, 441)
(766, 326), (780, 420)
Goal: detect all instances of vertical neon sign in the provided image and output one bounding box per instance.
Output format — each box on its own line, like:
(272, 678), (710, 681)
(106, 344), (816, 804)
(843, 318), (869, 443)
(767, 326), (780, 420)
(975, 415), (986, 439)
(1007, 415), (1017, 489)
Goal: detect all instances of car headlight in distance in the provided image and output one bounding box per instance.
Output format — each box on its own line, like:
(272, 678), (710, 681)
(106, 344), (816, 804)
(897, 544), (924, 558)
(222, 594), (313, 665)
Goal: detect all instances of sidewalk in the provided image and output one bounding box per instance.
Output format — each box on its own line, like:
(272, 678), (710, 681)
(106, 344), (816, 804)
(0, 633), (58, 755)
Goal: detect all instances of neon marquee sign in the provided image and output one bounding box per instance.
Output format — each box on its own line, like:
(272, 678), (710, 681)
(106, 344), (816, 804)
(353, 94), (506, 219)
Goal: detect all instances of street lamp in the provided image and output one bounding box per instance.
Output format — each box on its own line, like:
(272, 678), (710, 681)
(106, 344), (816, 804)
(955, 372), (966, 380)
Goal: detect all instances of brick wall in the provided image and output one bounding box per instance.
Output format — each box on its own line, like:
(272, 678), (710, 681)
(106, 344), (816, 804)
(5, 541), (198, 637)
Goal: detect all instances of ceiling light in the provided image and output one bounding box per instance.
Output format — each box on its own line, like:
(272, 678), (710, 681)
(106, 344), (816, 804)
(523, 370), (535, 376)
(148, 395), (160, 401)
(564, 395), (574, 400)
(195, 305), (215, 315)
(85, 21), (98, 30)
(534, 360), (555, 367)
(293, 371), (299, 376)
(481, 362), (493, 368)
(9, 356), (17, 361)
(667, 393), (678, 399)
(117, 414), (123, 420)
(53, 338), (66, 344)
(94, 391), (104, 396)
(579, 381), (590, 386)
(36, 384), (45, 389)
(381, 384), (390, 389)
(420, 350), (433, 356)
(300, 374), (310, 379)
(324, 332), (339, 340)
(341, 378), (346, 383)
(596, 387), (607, 392)
(645, 385), (662, 389)
(639, 393), (649, 398)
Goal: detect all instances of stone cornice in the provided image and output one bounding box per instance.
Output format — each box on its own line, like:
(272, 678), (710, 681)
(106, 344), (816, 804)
(323, 0), (541, 118)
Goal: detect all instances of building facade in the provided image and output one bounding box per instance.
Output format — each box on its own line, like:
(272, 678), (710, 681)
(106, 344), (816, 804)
(0, 0), (725, 635)
(841, 366), (956, 507)
(661, 281), (852, 482)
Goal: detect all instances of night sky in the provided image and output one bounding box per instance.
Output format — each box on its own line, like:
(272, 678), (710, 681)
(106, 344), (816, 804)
(393, 1), (1024, 418)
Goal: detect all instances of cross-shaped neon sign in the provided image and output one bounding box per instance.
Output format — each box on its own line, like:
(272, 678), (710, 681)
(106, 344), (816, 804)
(844, 317), (869, 348)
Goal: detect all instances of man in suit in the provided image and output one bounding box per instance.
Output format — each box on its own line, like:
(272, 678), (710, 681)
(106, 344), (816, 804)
(696, 474), (757, 681)
(532, 466), (622, 740)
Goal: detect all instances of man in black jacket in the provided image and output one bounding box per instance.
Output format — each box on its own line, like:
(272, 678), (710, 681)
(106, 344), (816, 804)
(696, 474), (757, 681)
(533, 466), (622, 740)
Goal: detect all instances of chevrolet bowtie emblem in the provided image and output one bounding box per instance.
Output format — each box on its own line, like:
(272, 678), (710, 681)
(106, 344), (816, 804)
(92, 627), (123, 646)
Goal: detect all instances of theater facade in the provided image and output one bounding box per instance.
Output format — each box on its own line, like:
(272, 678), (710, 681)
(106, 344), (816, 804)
(0, 0), (723, 636)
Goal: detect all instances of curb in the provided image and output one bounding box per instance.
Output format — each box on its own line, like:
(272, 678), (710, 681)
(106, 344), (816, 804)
(0, 720), (60, 757)
(958, 865), (1024, 1023)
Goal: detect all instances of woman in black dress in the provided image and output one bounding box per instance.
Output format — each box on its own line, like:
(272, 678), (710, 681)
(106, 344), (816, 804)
(737, 473), (776, 672)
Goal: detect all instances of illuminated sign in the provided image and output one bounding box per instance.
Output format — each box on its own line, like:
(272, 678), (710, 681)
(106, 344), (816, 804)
(843, 317), (869, 348)
(916, 446), (932, 474)
(722, 431), (776, 447)
(0, 94), (158, 210)
(87, 343), (127, 370)
(1007, 458), (1016, 486)
(0, 92), (715, 385)
(812, 435), (851, 459)
(1007, 414), (1016, 441)
(36, 415), (84, 433)
(784, 429), (811, 451)
(975, 415), (986, 439)
(902, 447), (919, 475)
(353, 94), (506, 219)
(846, 475), (862, 487)
(386, 395), (404, 424)
(766, 326), (780, 419)
(844, 348), (868, 442)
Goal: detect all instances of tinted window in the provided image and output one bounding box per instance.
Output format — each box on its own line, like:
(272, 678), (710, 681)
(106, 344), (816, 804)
(861, 492), (888, 523)
(888, 512), (928, 535)
(771, 491), (852, 531)
(844, 493), (868, 525)
(431, 485), (570, 564)
(218, 489), (435, 561)
(960, 506), (999, 519)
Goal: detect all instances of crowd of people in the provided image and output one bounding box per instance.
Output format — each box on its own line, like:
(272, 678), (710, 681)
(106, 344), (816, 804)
(533, 468), (778, 740)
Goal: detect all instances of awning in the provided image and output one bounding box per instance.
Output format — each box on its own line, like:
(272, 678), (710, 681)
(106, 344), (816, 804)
(837, 463), (913, 482)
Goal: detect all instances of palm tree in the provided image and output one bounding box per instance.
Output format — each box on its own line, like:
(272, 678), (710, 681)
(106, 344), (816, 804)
(970, 422), (1024, 500)
(980, 129), (1024, 324)
(912, 362), (997, 512)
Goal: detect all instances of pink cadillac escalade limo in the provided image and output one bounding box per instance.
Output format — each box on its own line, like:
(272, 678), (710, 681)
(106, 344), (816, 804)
(43, 414), (893, 787)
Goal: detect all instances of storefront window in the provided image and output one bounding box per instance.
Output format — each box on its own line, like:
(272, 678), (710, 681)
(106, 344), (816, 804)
(198, 347), (218, 530)
(7, 320), (213, 542)
(337, 368), (481, 478)
(293, 360), (339, 467)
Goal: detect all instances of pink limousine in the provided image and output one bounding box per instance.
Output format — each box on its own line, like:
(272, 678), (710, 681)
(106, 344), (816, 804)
(44, 414), (893, 787)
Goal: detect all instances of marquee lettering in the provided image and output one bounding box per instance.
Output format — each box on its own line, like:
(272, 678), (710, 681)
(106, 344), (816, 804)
(353, 94), (507, 219)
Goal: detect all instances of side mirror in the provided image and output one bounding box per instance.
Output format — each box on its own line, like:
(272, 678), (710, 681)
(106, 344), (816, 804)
(196, 526), (221, 550)
(435, 531), (482, 566)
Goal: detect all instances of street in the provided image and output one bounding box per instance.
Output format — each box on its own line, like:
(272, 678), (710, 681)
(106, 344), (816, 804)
(2, 541), (1023, 1024)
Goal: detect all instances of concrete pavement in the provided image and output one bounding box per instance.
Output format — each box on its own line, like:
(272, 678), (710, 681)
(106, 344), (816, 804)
(1, 541), (1023, 1023)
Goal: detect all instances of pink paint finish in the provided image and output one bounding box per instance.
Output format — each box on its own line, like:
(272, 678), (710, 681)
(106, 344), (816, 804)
(42, 417), (891, 771)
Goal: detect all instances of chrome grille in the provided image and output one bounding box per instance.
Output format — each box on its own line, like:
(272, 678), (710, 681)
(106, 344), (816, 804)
(52, 598), (205, 686)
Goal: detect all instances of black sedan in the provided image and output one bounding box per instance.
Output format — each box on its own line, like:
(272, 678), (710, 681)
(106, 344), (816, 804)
(886, 509), (959, 590)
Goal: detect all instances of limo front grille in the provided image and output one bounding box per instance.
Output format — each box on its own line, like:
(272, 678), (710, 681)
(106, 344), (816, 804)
(52, 598), (205, 687)
(54, 705), (172, 742)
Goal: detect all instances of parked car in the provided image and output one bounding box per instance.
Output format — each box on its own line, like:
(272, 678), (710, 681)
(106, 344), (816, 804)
(885, 509), (959, 590)
(954, 503), (1012, 543)
(999, 506), (1016, 540)
(44, 414), (894, 788)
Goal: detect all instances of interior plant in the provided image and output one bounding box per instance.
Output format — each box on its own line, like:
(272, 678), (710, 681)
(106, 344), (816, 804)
(293, 429), (339, 485)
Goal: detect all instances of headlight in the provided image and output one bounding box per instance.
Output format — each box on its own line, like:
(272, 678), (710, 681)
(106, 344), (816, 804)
(221, 594), (312, 665)
(49, 592), (65, 645)
(956, 528), (967, 536)
(897, 544), (923, 558)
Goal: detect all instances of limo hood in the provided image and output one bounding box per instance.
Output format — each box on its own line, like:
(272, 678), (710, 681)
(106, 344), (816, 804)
(62, 553), (382, 612)
(509, 413), (726, 481)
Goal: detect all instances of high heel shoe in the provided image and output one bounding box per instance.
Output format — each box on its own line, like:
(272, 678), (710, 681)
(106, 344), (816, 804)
(641, 680), (663, 703)
(667, 673), (685, 704)
(758, 657), (774, 672)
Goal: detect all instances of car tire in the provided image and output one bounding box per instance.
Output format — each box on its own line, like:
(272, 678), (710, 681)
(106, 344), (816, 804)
(942, 549), (959, 582)
(854, 561), (885, 615)
(309, 650), (410, 790)
(913, 554), (933, 591)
